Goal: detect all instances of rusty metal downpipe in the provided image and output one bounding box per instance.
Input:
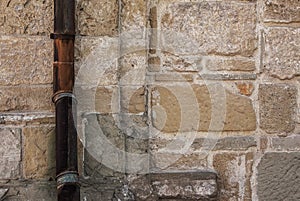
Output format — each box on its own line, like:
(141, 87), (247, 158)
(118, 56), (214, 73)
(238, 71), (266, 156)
(50, 0), (80, 200)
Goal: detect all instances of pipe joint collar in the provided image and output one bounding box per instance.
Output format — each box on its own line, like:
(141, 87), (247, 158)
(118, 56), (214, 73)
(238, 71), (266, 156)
(52, 92), (77, 104)
(56, 171), (80, 189)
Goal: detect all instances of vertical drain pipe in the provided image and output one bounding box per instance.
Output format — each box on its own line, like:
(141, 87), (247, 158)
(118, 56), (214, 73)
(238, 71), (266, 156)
(50, 0), (80, 200)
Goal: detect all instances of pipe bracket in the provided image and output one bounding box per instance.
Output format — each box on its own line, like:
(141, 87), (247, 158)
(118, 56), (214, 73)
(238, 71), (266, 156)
(52, 92), (77, 104)
(56, 171), (80, 189)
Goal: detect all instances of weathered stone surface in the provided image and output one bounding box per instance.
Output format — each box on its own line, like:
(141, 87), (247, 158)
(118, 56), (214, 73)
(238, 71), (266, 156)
(0, 36), (52, 86)
(257, 152), (300, 201)
(271, 135), (300, 151)
(0, 86), (53, 112)
(0, 0), (53, 35)
(192, 136), (257, 151)
(119, 52), (147, 86)
(213, 152), (253, 201)
(264, 0), (300, 23)
(121, 86), (146, 113)
(264, 28), (300, 79)
(128, 171), (218, 200)
(75, 37), (119, 86)
(0, 113), (54, 125)
(0, 128), (21, 179)
(151, 85), (256, 133)
(121, 0), (147, 31)
(150, 171), (218, 200)
(235, 82), (254, 96)
(76, 0), (118, 36)
(155, 73), (194, 82)
(0, 181), (56, 201)
(259, 84), (297, 133)
(83, 114), (126, 177)
(206, 57), (256, 71)
(200, 73), (257, 80)
(161, 52), (202, 72)
(23, 126), (55, 179)
(95, 86), (119, 114)
(161, 2), (257, 56)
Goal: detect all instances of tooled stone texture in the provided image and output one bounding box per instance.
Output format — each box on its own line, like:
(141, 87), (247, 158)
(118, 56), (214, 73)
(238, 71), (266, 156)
(0, 0), (53, 35)
(264, 28), (300, 79)
(264, 0), (300, 23)
(0, 36), (52, 86)
(259, 84), (297, 133)
(160, 2), (257, 57)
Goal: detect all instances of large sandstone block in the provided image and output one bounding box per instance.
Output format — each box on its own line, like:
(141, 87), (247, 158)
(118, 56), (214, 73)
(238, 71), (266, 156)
(0, 0), (53, 35)
(264, 0), (300, 23)
(151, 84), (256, 133)
(121, 0), (147, 31)
(264, 28), (300, 79)
(76, 0), (118, 36)
(259, 84), (297, 133)
(23, 126), (55, 179)
(257, 152), (300, 201)
(0, 86), (53, 112)
(0, 128), (21, 179)
(160, 2), (257, 57)
(213, 152), (253, 201)
(0, 36), (52, 86)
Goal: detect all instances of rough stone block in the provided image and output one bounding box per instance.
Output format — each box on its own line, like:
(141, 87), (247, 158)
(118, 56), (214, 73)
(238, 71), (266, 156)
(120, 86), (146, 114)
(0, 86), (53, 112)
(264, 28), (300, 79)
(257, 152), (300, 201)
(0, 128), (21, 179)
(0, 181), (56, 201)
(151, 84), (256, 133)
(213, 152), (253, 201)
(160, 2), (257, 57)
(206, 57), (256, 72)
(83, 114), (126, 177)
(0, 36), (52, 86)
(192, 136), (257, 151)
(95, 86), (119, 114)
(235, 82), (254, 96)
(76, 0), (118, 36)
(0, 0), (53, 35)
(23, 126), (55, 179)
(119, 52), (147, 86)
(75, 37), (119, 86)
(259, 84), (297, 133)
(264, 0), (300, 23)
(161, 52), (202, 72)
(271, 136), (300, 151)
(128, 171), (218, 200)
(121, 0), (147, 31)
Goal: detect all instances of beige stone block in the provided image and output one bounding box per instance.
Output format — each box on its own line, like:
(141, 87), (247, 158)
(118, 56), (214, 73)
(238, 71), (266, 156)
(95, 86), (119, 114)
(0, 36), (52, 86)
(121, 0), (148, 31)
(160, 2), (257, 57)
(235, 82), (254, 96)
(264, 28), (300, 79)
(206, 58), (256, 72)
(0, 86), (53, 112)
(76, 0), (118, 36)
(23, 126), (55, 179)
(259, 84), (297, 133)
(0, 0), (53, 35)
(161, 52), (202, 72)
(264, 0), (300, 23)
(151, 84), (256, 133)
(120, 86), (146, 114)
(213, 152), (253, 201)
(75, 37), (119, 86)
(0, 128), (21, 179)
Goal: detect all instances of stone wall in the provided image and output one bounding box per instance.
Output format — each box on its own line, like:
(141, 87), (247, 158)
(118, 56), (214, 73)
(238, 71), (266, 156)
(0, 0), (299, 200)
